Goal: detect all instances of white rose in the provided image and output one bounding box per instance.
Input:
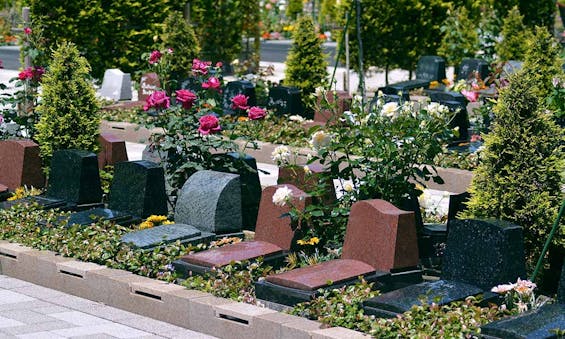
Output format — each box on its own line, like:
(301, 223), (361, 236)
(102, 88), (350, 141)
(272, 186), (293, 207)
(271, 145), (291, 166)
(381, 102), (399, 118)
(310, 130), (331, 150)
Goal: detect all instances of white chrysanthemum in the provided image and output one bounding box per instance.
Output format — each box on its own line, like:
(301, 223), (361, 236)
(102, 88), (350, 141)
(289, 115), (305, 122)
(427, 102), (449, 117)
(271, 145), (291, 166)
(381, 102), (399, 118)
(272, 186), (293, 207)
(310, 130), (332, 150)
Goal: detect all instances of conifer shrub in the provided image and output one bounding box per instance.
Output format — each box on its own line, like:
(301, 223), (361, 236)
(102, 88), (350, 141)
(284, 16), (328, 99)
(463, 70), (564, 267)
(160, 11), (200, 83)
(437, 6), (479, 68)
(495, 6), (532, 62)
(35, 42), (100, 165)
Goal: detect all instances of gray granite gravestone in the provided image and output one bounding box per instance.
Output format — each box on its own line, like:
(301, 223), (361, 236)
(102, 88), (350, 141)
(98, 69), (132, 101)
(211, 152), (261, 231)
(120, 224), (212, 249)
(363, 219), (526, 318)
(66, 160), (168, 226)
(0, 149), (103, 211)
(268, 85), (304, 117)
(174, 170), (242, 235)
(222, 80), (257, 115)
(481, 262), (565, 338)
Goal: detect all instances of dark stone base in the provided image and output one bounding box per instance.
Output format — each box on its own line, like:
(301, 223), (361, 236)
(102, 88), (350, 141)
(255, 271), (391, 307)
(0, 196), (103, 212)
(66, 208), (137, 227)
(214, 231), (245, 240)
(0, 189), (11, 202)
(172, 251), (288, 278)
(419, 223), (447, 274)
(481, 304), (565, 339)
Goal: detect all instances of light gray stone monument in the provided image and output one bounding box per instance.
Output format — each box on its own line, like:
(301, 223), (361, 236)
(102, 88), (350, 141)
(98, 69), (132, 101)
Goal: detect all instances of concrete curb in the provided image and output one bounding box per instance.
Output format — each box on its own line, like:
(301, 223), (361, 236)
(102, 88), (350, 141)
(0, 240), (371, 339)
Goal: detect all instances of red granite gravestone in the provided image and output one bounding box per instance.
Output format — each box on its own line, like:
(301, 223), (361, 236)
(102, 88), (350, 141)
(138, 72), (160, 102)
(98, 133), (129, 169)
(174, 184), (312, 274)
(314, 90), (352, 124)
(262, 199), (418, 291)
(277, 164), (336, 204)
(0, 139), (45, 190)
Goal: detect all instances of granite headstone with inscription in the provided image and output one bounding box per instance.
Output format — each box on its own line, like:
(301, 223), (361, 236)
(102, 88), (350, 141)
(268, 85), (304, 117)
(138, 73), (160, 102)
(222, 80), (257, 115)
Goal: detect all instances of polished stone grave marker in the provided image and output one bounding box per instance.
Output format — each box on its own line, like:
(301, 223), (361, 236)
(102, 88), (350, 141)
(0, 139), (45, 190)
(382, 56), (446, 93)
(313, 90), (352, 124)
(0, 149), (103, 211)
(138, 73), (160, 102)
(457, 58), (490, 81)
(98, 69), (132, 101)
(173, 184), (311, 276)
(268, 85), (304, 117)
(97, 133), (128, 169)
(363, 219), (526, 318)
(255, 199), (420, 306)
(222, 80), (256, 115)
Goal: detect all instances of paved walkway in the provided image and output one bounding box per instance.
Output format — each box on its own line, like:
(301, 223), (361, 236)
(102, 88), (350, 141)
(0, 275), (217, 339)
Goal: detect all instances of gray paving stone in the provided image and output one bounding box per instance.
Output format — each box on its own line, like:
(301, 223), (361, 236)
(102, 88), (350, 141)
(16, 331), (66, 339)
(1, 310), (59, 325)
(52, 323), (149, 338)
(166, 331), (219, 339)
(49, 311), (111, 326)
(0, 315), (24, 329)
(1, 320), (74, 335)
(11, 286), (67, 300)
(0, 291), (35, 305)
(43, 295), (102, 311)
(31, 306), (69, 315)
(0, 277), (33, 290)
(117, 317), (189, 334)
(78, 306), (138, 322)
(70, 334), (119, 339)
(0, 301), (54, 312)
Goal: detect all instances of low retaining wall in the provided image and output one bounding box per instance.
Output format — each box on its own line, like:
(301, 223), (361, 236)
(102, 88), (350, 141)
(0, 240), (370, 339)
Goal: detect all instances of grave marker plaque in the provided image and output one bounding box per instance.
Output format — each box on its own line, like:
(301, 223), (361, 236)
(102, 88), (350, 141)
(268, 86), (304, 117)
(0, 139), (45, 190)
(98, 69), (132, 101)
(138, 73), (160, 102)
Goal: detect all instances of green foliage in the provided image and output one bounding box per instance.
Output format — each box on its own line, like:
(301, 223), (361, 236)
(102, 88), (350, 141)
(463, 70), (565, 266)
(521, 27), (564, 103)
(517, 0), (555, 32)
(239, 0), (261, 73)
(437, 6), (479, 67)
(190, 0), (243, 65)
(225, 114), (309, 147)
(160, 11), (200, 83)
(35, 42), (100, 165)
(284, 16), (328, 96)
(27, 0), (181, 79)
(286, 0), (303, 20)
(495, 7), (532, 62)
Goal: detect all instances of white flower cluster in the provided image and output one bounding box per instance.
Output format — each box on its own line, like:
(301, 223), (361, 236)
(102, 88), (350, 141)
(426, 102), (450, 117)
(271, 145), (292, 166)
(310, 130), (332, 151)
(272, 185), (293, 207)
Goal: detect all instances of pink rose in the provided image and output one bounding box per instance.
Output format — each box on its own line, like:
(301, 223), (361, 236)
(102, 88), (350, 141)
(24, 27), (32, 35)
(198, 114), (221, 135)
(231, 94), (249, 110)
(461, 89), (479, 103)
(175, 89), (197, 110)
(18, 67), (33, 80)
(167, 48), (173, 54)
(216, 61), (223, 68)
(470, 134), (482, 143)
(143, 90), (170, 111)
(192, 58), (211, 76)
(247, 106), (267, 120)
(149, 50), (162, 64)
(202, 76), (221, 90)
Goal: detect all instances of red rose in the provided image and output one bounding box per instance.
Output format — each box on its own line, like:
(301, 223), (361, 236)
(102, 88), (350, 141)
(231, 94), (249, 110)
(192, 58), (211, 76)
(24, 27), (32, 35)
(18, 67), (34, 80)
(198, 114), (221, 135)
(202, 76), (221, 90)
(143, 90), (170, 111)
(175, 89), (197, 110)
(149, 50), (162, 65)
(216, 61), (223, 68)
(247, 106), (267, 120)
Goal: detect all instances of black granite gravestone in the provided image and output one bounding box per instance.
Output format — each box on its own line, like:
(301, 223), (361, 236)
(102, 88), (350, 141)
(222, 80), (257, 115)
(0, 149), (103, 211)
(381, 56), (446, 93)
(120, 224), (211, 249)
(66, 160), (168, 226)
(428, 91), (470, 142)
(457, 58), (490, 81)
(267, 85), (304, 117)
(363, 219), (526, 318)
(481, 262), (565, 339)
(212, 152), (261, 231)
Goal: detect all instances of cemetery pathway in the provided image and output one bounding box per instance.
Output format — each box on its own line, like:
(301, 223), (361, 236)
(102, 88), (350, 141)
(0, 274), (218, 339)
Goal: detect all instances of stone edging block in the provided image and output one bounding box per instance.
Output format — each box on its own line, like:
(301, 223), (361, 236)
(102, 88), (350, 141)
(0, 241), (372, 338)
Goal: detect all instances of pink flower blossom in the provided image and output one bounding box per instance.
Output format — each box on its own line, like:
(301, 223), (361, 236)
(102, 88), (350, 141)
(461, 89), (479, 103)
(198, 114), (221, 135)
(0, 114), (4, 124)
(175, 89), (197, 110)
(23, 27), (32, 35)
(149, 50), (162, 65)
(247, 106), (267, 120)
(231, 94), (249, 110)
(192, 58), (211, 76)
(215, 61), (223, 68)
(18, 67), (33, 80)
(166, 48), (173, 54)
(143, 90), (170, 111)
(470, 134), (482, 143)
(202, 76), (221, 90)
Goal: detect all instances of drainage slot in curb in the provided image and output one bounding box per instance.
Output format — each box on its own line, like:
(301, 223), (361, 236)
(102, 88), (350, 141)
(218, 314), (249, 325)
(111, 126), (125, 130)
(134, 290), (162, 300)
(59, 270), (84, 278)
(0, 252), (17, 259)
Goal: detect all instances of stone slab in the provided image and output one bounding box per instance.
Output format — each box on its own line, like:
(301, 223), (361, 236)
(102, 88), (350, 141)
(481, 304), (565, 339)
(120, 224), (214, 249)
(0, 139), (45, 190)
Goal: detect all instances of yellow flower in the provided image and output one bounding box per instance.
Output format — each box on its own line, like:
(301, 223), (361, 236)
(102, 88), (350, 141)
(237, 116), (249, 122)
(297, 239), (307, 245)
(162, 220), (175, 225)
(309, 237), (320, 245)
(146, 215), (168, 223)
(429, 80), (440, 89)
(139, 221), (154, 229)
